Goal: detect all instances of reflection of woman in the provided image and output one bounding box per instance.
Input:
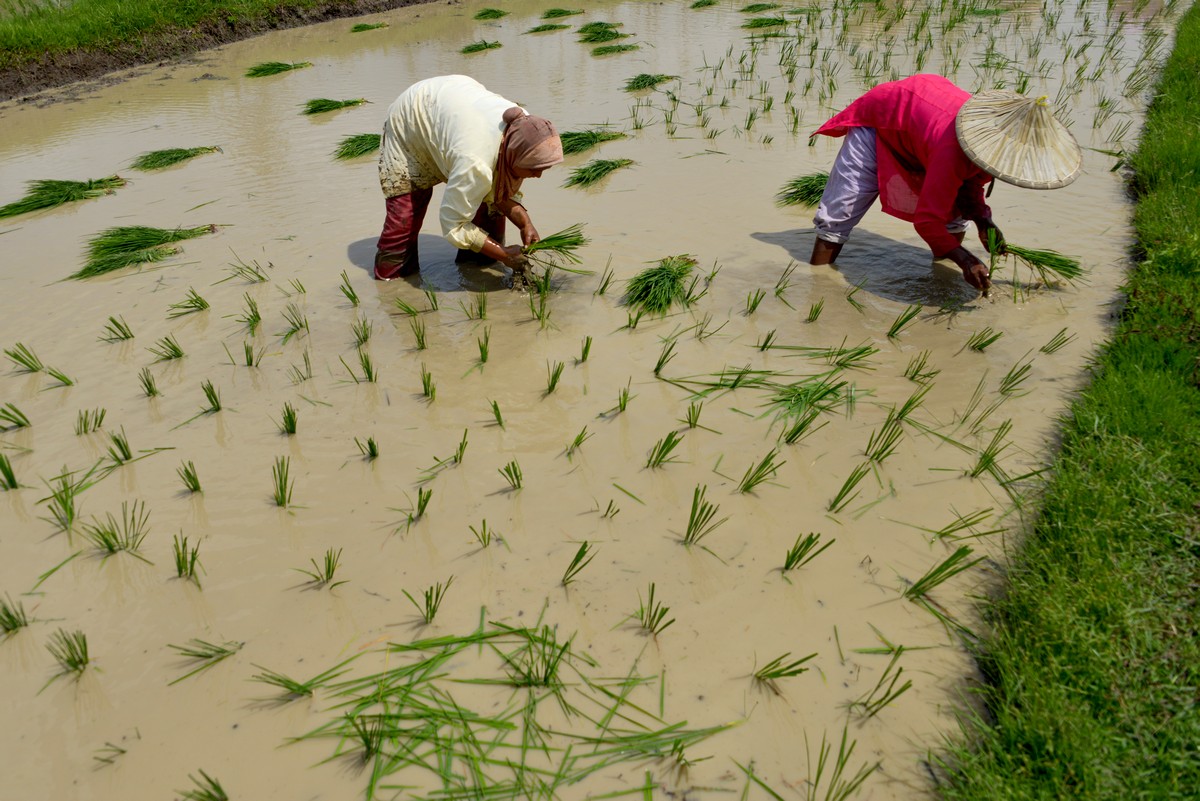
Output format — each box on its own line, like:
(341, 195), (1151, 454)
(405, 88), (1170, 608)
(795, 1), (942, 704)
(809, 74), (1081, 291)
(374, 75), (564, 281)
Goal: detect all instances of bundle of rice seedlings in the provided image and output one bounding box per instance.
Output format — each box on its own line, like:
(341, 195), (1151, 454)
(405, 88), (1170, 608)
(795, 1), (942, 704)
(1004, 244), (1085, 284)
(130, 146), (220, 171)
(351, 21), (388, 32)
(776, 171), (829, 206)
(565, 158), (634, 188)
(0, 176), (125, 219)
(740, 2), (781, 11)
(543, 8), (583, 18)
(624, 255), (697, 314)
(560, 129), (627, 155)
(691, 0), (718, 7)
(578, 22), (626, 43)
(71, 225), (216, 280)
(523, 224), (592, 273)
(526, 23), (570, 33)
(623, 73), (676, 92)
(461, 40), (502, 54)
(474, 8), (508, 19)
(742, 15), (788, 28)
(302, 98), (368, 115)
(245, 61), (312, 77)
(593, 44), (639, 56)
(333, 133), (381, 160)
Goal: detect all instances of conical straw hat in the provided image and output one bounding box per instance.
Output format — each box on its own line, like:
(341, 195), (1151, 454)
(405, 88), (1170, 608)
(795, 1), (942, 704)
(956, 90), (1082, 190)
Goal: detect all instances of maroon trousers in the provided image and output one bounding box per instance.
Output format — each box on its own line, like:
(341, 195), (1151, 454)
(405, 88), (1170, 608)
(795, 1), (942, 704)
(374, 191), (506, 280)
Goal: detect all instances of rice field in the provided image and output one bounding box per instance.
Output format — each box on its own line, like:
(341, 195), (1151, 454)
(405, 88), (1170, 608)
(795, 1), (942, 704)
(0, 0), (1180, 799)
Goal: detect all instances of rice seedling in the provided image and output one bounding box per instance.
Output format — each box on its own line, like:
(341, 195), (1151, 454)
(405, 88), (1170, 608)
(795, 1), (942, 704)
(757, 330), (778, 351)
(392, 296), (421, 317)
(499, 460), (523, 490)
(782, 532), (835, 572)
(1, 594), (29, 634)
(561, 542), (596, 586)
(250, 659), (353, 700)
(233, 295), (262, 336)
(624, 255), (696, 314)
(99, 315), (134, 342)
(167, 287), (208, 319)
(740, 2), (780, 11)
(167, 639), (243, 685)
(577, 334), (592, 364)
(130, 146), (220, 171)
(1040, 327), (1076, 354)
(903, 545), (983, 601)
(287, 351), (313, 385)
(0, 173), (123, 219)
(1004, 243), (1085, 284)
(175, 458), (201, 493)
(616, 380), (633, 412)
(565, 158), (634, 188)
(654, 340), (677, 376)
(964, 327), (1003, 352)
(738, 448), (785, 493)
(646, 431), (685, 469)
(593, 43), (639, 56)
(970, 419), (1013, 480)
(147, 334), (185, 362)
(81, 500), (151, 561)
(46, 628), (90, 681)
(338, 270), (360, 306)
(526, 23), (570, 33)
(827, 462), (870, 513)
(420, 364), (436, 400)
(635, 583), (675, 636)
(565, 426), (592, 460)
(999, 357), (1033, 396)
(270, 401), (298, 436)
(137, 367), (160, 397)
(559, 129), (627, 157)
(743, 15), (789, 29)
(245, 61), (311, 77)
(222, 256), (270, 284)
(272, 456), (293, 507)
(461, 40), (502, 54)
(745, 288), (767, 314)
(753, 651), (816, 692)
(849, 648), (912, 718)
(351, 21), (387, 31)
(409, 317), (427, 350)
(0, 455), (17, 491)
(545, 360), (566, 394)
(73, 224), (214, 279)
(404, 577), (454, 624)
(625, 309), (643, 329)
(280, 303), (308, 344)
(865, 414), (904, 463)
(844, 280), (867, 313)
(682, 484), (727, 546)
(578, 24), (627, 44)
(691, 0), (718, 7)
(903, 350), (940, 383)
(176, 770), (229, 801)
(523, 223), (591, 272)
(469, 519), (496, 548)
(542, 8), (583, 18)
(106, 428), (133, 465)
(4, 342), (42, 373)
(775, 172), (829, 207)
(296, 548), (347, 590)
(474, 7), (508, 19)
(42, 365), (73, 386)
(463, 292), (488, 320)
(623, 73), (676, 92)
(197, 380), (221, 415)
(600, 499), (620, 519)
(41, 467), (87, 531)
(887, 304), (921, 339)
(354, 436), (379, 460)
(333, 133), (381, 160)
(302, 98), (367, 115)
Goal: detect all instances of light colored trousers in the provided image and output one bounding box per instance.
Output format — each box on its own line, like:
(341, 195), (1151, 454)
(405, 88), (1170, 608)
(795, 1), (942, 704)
(813, 127), (968, 244)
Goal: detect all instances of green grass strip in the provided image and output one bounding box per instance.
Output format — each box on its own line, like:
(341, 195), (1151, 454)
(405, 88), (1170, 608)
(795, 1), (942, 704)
(0, 175), (125, 219)
(130, 146), (220, 170)
(939, 5), (1200, 798)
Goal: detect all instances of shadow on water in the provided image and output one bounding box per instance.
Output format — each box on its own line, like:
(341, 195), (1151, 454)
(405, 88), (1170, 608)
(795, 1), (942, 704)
(752, 228), (982, 308)
(348, 234), (511, 294)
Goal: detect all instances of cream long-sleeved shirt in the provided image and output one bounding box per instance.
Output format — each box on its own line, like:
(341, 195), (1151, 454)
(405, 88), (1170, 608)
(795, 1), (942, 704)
(378, 75), (523, 251)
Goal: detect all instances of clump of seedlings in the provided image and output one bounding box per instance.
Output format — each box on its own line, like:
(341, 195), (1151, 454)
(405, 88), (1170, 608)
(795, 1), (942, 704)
(148, 334), (185, 361)
(168, 288), (209, 318)
(474, 8), (508, 19)
(0, 454), (18, 490)
(272, 456), (293, 507)
(646, 431), (684, 468)
(738, 448), (785, 493)
(1040, 327), (1076, 354)
(461, 40), (502, 54)
(0, 176), (125, 219)
(351, 22), (387, 32)
(296, 549), (347, 590)
(81, 500), (151, 562)
(560, 128), (627, 155)
(523, 223), (591, 272)
(753, 652), (816, 694)
(592, 44), (638, 56)
(740, 2), (781, 11)
(498, 459), (523, 490)
(5, 342), (42, 372)
(302, 98), (368, 115)
(173, 534), (202, 587)
(561, 542), (596, 586)
(0, 402), (30, 429)
(964, 327), (1003, 352)
(1, 594), (29, 633)
(624, 73), (676, 91)
(100, 315), (134, 342)
(355, 436), (379, 460)
(404, 577), (454, 624)
(683, 485), (727, 546)
(46, 628), (90, 684)
(624, 255), (696, 314)
(130, 146), (220, 171)
(782, 532), (835, 572)
(73, 224), (216, 279)
(176, 769), (229, 801)
(137, 367), (160, 397)
(691, 0), (718, 7)
(333, 133), (381, 160)
(849, 649), (912, 718)
(245, 61), (311, 77)
(526, 23), (570, 33)
(543, 8), (583, 18)
(577, 22), (626, 43)
(742, 15), (788, 29)
(167, 639), (243, 684)
(565, 158), (634, 188)
(634, 583), (674, 636)
(776, 172), (829, 206)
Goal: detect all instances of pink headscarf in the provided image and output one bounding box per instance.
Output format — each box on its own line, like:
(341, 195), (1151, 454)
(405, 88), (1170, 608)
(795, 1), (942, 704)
(494, 107), (563, 206)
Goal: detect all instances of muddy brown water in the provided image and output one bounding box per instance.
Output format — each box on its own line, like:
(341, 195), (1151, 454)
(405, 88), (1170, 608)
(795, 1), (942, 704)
(0, 1), (1177, 799)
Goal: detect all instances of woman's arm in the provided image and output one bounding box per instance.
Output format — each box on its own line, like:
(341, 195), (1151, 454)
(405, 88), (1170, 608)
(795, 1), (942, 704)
(493, 198), (539, 246)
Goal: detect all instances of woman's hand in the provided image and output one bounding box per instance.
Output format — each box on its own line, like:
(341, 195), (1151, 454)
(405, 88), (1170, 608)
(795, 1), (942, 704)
(946, 247), (991, 291)
(978, 220), (1006, 255)
(521, 224), (540, 248)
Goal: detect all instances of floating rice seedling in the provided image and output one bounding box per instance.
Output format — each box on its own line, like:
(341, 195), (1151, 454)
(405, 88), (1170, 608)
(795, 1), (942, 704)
(46, 629), (90, 682)
(646, 430), (684, 468)
(849, 648), (912, 718)
(561, 542), (596, 586)
(635, 583), (675, 636)
(280, 303), (308, 344)
(1, 594), (29, 633)
(420, 364), (435, 400)
(99, 315), (134, 342)
(593, 44), (639, 56)
(44, 365), (74, 387)
(526, 22), (570, 33)
(106, 428), (133, 465)
(903, 546), (983, 601)
(73, 224), (214, 279)
(865, 414), (904, 463)
(461, 40), (502, 54)
(743, 15), (788, 29)
(578, 23), (627, 44)
(137, 367), (160, 397)
(176, 459), (201, 493)
(903, 350), (940, 383)
(0, 455), (17, 490)
(1040, 327), (1076, 354)
(782, 532), (834, 572)
(0, 176), (125, 219)
(827, 462), (870, 513)
(410, 317), (427, 350)
(245, 61), (311, 77)
(333, 133), (381, 160)
(81, 500), (151, 562)
(404, 577), (454, 624)
(998, 357), (1033, 396)
(806, 299), (824, 322)
(683, 485), (727, 546)
(969, 420), (1013, 481)
(222, 255), (270, 284)
(964, 327), (1003, 352)
(251, 659), (353, 700)
(296, 548), (347, 590)
(499, 459), (523, 490)
(4, 342), (43, 373)
(560, 129), (627, 156)
(925, 508), (1004, 542)
(543, 8), (583, 18)
(168, 639), (243, 684)
(130, 146), (220, 171)
(545, 361), (565, 394)
(166, 287), (209, 319)
(474, 7), (508, 19)
(745, 288), (766, 314)
(654, 340), (677, 376)
(272, 456), (293, 507)
(624, 254), (696, 314)
(176, 770), (228, 801)
(740, 2), (780, 11)
(738, 448), (785, 493)
(565, 158), (634, 188)
(887, 304), (921, 339)
(624, 73), (676, 92)
(302, 98), (367, 115)
(354, 436), (379, 460)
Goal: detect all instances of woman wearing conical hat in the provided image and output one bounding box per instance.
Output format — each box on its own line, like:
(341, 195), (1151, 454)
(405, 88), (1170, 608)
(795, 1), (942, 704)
(809, 74), (1081, 291)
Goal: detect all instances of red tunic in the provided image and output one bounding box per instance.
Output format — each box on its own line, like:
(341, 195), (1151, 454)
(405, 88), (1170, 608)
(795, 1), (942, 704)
(814, 74), (994, 257)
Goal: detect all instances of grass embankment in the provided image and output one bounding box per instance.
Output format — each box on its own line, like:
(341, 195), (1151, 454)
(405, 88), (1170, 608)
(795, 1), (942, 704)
(942, 6), (1200, 799)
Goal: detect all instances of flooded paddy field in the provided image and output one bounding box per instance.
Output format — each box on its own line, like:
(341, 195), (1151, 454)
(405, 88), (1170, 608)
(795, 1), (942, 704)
(0, 1), (1181, 799)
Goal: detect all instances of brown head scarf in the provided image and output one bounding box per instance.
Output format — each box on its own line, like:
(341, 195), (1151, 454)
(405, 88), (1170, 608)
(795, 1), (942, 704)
(494, 107), (564, 206)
